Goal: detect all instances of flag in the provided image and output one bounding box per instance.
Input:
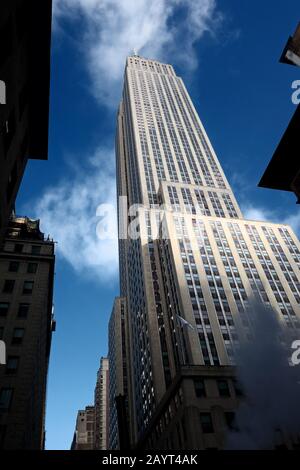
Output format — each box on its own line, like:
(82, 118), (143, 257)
(176, 314), (195, 330)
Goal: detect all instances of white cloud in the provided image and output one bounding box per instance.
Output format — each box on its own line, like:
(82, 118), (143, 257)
(53, 0), (221, 106)
(242, 204), (275, 223)
(242, 203), (300, 237)
(24, 147), (119, 282)
(284, 211), (300, 236)
(42, 0), (224, 280)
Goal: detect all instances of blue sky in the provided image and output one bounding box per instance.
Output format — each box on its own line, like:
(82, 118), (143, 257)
(16, 0), (300, 449)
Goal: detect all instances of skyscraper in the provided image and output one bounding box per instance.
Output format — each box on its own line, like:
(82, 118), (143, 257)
(112, 55), (300, 449)
(108, 298), (130, 449)
(0, 215), (55, 449)
(71, 406), (95, 451)
(94, 357), (109, 450)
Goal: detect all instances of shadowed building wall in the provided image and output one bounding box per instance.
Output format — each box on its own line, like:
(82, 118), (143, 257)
(0, 216), (55, 449)
(0, 0), (52, 244)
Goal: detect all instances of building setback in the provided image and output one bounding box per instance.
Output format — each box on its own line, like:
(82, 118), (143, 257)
(0, 0), (52, 243)
(0, 216), (55, 449)
(71, 406), (95, 451)
(94, 357), (109, 450)
(112, 55), (300, 449)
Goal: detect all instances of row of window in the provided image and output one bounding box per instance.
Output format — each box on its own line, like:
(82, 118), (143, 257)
(167, 184), (238, 219)
(199, 410), (237, 434)
(7, 261), (37, 273)
(0, 302), (30, 318)
(1, 279), (34, 295)
(6, 243), (41, 255)
(0, 327), (24, 344)
(0, 355), (20, 376)
(194, 378), (235, 398)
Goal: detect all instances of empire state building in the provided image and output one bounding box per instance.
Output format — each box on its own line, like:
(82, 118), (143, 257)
(108, 55), (300, 450)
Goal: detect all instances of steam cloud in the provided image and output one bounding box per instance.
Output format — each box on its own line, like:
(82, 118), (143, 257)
(227, 299), (300, 449)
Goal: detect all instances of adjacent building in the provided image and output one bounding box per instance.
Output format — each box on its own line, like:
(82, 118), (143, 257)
(259, 22), (300, 202)
(259, 104), (300, 203)
(94, 357), (109, 450)
(280, 22), (300, 66)
(71, 406), (95, 451)
(112, 55), (300, 449)
(0, 215), (55, 449)
(0, 0), (52, 243)
(108, 298), (131, 449)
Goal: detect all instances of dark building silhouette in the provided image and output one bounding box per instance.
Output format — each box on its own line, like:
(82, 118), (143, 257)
(259, 22), (300, 203)
(259, 104), (300, 203)
(0, 216), (55, 449)
(0, 0), (52, 243)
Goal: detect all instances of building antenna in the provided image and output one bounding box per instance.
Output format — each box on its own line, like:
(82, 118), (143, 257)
(133, 48), (138, 57)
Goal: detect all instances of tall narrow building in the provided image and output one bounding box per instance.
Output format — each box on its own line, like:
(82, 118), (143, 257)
(71, 406), (95, 451)
(94, 357), (109, 450)
(108, 297), (130, 449)
(114, 55), (300, 449)
(0, 215), (55, 449)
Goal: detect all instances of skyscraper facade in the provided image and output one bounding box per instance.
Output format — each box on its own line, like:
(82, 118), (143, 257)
(108, 297), (130, 449)
(113, 55), (300, 449)
(94, 357), (109, 450)
(71, 406), (95, 451)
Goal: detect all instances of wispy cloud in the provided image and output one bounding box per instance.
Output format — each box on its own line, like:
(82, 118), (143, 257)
(242, 202), (300, 237)
(37, 0), (224, 281)
(53, 0), (222, 106)
(24, 147), (118, 282)
(231, 169), (300, 237)
(242, 204), (275, 223)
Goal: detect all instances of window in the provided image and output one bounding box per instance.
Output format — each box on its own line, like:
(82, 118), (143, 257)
(217, 379), (230, 397)
(27, 263), (38, 274)
(2, 280), (15, 293)
(31, 245), (41, 255)
(0, 303), (9, 317)
(194, 379), (206, 398)
(6, 357), (19, 374)
(0, 388), (13, 410)
(23, 281), (34, 295)
(200, 412), (214, 433)
(14, 244), (23, 253)
(18, 303), (29, 318)
(11, 328), (24, 345)
(9, 261), (20, 272)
